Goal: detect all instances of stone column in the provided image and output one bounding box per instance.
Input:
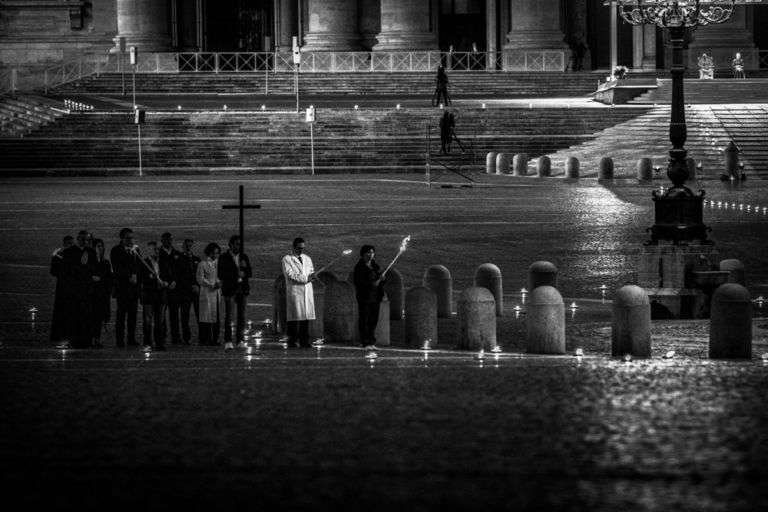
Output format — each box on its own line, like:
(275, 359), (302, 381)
(503, 0), (567, 51)
(301, 0), (362, 51)
(372, 0), (437, 51)
(359, 0), (381, 50)
(486, 0), (497, 68)
(113, 0), (173, 52)
(688, 6), (757, 71)
(276, 0), (298, 52)
(632, 25), (644, 70)
(642, 24), (656, 70)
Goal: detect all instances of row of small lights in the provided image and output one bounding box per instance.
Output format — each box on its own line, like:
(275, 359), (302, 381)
(64, 99), (93, 111)
(704, 198), (767, 215)
(173, 103), (561, 112)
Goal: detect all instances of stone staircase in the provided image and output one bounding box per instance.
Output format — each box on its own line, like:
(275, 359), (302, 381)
(0, 95), (65, 137)
(542, 105), (768, 179)
(630, 78), (768, 105)
(0, 106), (649, 175)
(52, 71), (603, 98)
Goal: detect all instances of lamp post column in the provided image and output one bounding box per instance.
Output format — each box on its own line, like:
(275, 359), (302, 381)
(667, 25), (688, 186)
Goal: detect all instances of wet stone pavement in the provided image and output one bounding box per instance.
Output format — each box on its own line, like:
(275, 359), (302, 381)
(0, 175), (767, 510)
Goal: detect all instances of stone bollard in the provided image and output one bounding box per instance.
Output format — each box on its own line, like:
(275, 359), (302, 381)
(611, 285), (651, 357)
(309, 280), (325, 339)
(537, 156), (551, 177)
(528, 261), (558, 291)
(272, 274), (286, 334)
(719, 259), (746, 286)
(685, 156), (697, 181)
(709, 283), (752, 359)
(598, 157), (614, 181)
(316, 270), (337, 286)
(405, 287), (437, 347)
(724, 141), (739, 179)
(474, 263), (503, 316)
(423, 265), (453, 318)
(375, 296), (391, 346)
(526, 285), (565, 354)
(486, 152), (498, 175)
(383, 268), (404, 320)
(513, 153), (529, 176)
(637, 158), (653, 182)
(565, 156), (580, 180)
(457, 287), (497, 351)
(323, 280), (357, 343)
(495, 152), (509, 175)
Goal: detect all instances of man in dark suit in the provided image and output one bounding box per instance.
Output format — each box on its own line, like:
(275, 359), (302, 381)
(140, 241), (173, 352)
(218, 235), (252, 349)
(60, 230), (98, 348)
(159, 232), (184, 344)
(179, 238), (201, 344)
(110, 228), (142, 347)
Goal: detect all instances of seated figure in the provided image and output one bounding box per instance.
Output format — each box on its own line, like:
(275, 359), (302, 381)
(732, 52), (746, 79)
(697, 53), (714, 79)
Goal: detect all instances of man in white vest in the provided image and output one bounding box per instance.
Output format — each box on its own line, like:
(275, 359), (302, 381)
(281, 237), (315, 347)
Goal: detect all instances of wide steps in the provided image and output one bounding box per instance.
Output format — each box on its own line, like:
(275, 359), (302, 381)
(0, 106), (647, 174)
(52, 72), (603, 98)
(630, 78), (768, 104)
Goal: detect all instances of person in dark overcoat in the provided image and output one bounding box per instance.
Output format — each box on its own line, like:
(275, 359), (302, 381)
(60, 230), (98, 348)
(90, 238), (113, 348)
(353, 244), (386, 349)
(110, 228), (142, 347)
(218, 235), (252, 349)
(50, 234), (74, 343)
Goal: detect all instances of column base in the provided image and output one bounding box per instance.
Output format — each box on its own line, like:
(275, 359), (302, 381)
(504, 30), (568, 51)
(372, 32), (437, 51)
(301, 33), (363, 52)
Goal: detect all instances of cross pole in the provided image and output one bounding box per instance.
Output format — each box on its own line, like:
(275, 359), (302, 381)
(221, 185), (261, 253)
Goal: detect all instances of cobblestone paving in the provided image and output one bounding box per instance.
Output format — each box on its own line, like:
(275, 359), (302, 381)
(0, 176), (766, 510)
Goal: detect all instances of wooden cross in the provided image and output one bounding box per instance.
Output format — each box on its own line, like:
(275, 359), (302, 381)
(221, 185), (261, 253)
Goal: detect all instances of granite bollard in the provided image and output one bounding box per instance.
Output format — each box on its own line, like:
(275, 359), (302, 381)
(513, 153), (528, 176)
(423, 265), (452, 318)
(565, 156), (580, 180)
(598, 157), (614, 181)
(526, 286), (565, 354)
(375, 296), (391, 346)
(719, 258), (745, 286)
(685, 156), (697, 181)
(495, 152), (509, 175)
(486, 152), (498, 175)
(611, 285), (651, 357)
(272, 274), (286, 334)
(528, 261), (558, 291)
(474, 263), (503, 316)
(457, 287), (497, 350)
(316, 270), (338, 286)
(637, 158), (653, 182)
(537, 155), (551, 177)
(383, 268), (404, 320)
(323, 280), (357, 343)
(309, 280), (325, 339)
(405, 287), (437, 347)
(709, 283), (752, 359)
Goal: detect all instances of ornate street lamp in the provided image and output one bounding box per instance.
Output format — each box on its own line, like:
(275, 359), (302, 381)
(610, 1), (738, 193)
(606, 1), (757, 244)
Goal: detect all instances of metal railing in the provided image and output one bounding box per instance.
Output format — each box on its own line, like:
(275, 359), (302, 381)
(173, 50), (566, 73)
(43, 56), (117, 93)
(760, 50), (768, 68)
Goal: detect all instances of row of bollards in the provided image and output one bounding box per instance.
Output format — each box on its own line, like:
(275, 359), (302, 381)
(487, 141), (743, 182)
(272, 261), (754, 359)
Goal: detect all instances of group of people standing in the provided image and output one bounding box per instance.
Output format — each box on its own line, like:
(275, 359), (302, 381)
(51, 232), (388, 351)
(50, 228), (250, 352)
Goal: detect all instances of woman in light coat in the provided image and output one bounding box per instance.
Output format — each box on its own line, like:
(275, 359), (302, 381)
(196, 242), (222, 345)
(281, 237), (315, 347)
